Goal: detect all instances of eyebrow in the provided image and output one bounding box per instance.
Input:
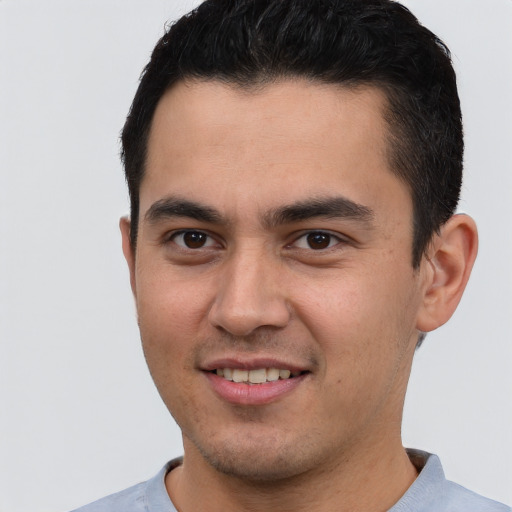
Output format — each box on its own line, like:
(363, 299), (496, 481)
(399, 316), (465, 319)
(144, 195), (374, 228)
(144, 196), (225, 224)
(263, 196), (374, 228)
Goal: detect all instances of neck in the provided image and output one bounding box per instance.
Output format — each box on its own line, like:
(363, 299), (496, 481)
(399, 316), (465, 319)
(166, 436), (418, 512)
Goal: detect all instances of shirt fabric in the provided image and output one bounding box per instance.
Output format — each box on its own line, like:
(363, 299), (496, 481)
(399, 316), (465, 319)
(71, 449), (511, 512)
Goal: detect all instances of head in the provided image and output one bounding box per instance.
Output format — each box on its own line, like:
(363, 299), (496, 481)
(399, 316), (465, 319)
(118, 0), (477, 490)
(122, 0), (463, 268)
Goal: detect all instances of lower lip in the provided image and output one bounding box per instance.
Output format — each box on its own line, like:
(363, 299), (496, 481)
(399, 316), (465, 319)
(204, 372), (307, 405)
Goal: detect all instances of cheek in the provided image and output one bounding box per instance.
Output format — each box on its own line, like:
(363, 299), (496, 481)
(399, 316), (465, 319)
(136, 264), (213, 336)
(293, 272), (378, 342)
(293, 268), (417, 372)
(134, 273), (215, 392)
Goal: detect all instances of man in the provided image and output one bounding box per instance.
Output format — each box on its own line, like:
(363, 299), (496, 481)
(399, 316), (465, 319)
(73, 0), (510, 510)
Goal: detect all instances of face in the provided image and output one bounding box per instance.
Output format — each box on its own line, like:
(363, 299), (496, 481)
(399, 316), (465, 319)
(123, 80), (430, 481)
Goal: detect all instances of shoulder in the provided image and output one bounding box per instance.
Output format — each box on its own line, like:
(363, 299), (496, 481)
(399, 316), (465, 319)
(69, 459), (181, 512)
(391, 449), (511, 512)
(441, 479), (512, 512)
(70, 481), (148, 512)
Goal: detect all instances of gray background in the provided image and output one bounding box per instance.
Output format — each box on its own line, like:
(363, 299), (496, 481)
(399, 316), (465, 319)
(0, 1), (511, 511)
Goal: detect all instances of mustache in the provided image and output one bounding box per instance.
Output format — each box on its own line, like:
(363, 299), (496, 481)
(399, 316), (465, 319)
(192, 328), (320, 367)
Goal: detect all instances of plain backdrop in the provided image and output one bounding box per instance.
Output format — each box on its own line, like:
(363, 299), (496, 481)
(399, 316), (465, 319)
(0, 1), (511, 511)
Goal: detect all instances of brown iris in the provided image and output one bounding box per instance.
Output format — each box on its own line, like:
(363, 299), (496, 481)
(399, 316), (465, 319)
(307, 232), (331, 250)
(183, 231), (208, 248)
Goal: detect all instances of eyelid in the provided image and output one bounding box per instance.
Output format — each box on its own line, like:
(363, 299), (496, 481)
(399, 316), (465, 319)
(161, 227), (351, 251)
(166, 229), (222, 249)
(288, 230), (349, 250)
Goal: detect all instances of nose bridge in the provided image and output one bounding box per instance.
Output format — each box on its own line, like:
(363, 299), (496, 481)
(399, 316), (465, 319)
(208, 242), (290, 336)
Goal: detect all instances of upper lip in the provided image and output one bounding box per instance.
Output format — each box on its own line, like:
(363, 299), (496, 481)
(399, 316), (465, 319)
(200, 357), (310, 373)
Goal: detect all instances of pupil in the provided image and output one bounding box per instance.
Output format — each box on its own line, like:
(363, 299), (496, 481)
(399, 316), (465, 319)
(184, 231), (206, 248)
(307, 232), (330, 250)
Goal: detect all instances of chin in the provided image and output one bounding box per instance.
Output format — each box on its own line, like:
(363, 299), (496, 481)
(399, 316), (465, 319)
(189, 428), (324, 482)
(203, 450), (307, 482)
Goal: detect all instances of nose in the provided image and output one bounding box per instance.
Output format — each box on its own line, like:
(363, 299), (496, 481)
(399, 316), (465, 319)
(208, 247), (291, 337)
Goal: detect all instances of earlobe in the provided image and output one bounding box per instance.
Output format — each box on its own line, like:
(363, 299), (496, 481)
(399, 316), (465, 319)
(120, 216), (137, 296)
(416, 214), (478, 333)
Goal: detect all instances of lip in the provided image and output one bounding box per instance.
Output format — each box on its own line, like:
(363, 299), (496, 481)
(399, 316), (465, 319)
(201, 357), (307, 373)
(200, 357), (310, 406)
(204, 371), (308, 405)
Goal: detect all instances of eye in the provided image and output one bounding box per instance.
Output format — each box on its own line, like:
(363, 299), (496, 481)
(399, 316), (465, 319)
(171, 230), (217, 249)
(293, 231), (341, 250)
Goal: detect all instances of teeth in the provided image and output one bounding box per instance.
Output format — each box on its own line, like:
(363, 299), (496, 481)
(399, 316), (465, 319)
(279, 369), (291, 379)
(248, 368), (266, 384)
(232, 369), (248, 383)
(266, 368), (280, 381)
(215, 367), (300, 384)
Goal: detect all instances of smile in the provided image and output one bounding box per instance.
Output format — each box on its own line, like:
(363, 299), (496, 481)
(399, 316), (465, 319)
(205, 365), (309, 405)
(214, 368), (302, 384)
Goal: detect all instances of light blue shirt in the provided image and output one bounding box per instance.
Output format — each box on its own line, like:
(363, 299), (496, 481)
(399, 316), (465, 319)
(71, 450), (511, 511)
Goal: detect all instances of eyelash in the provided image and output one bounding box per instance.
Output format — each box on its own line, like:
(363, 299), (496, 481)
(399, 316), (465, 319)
(290, 231), (345, 251)
(166, 229), (346, 252)
(168, 230), (220, 250)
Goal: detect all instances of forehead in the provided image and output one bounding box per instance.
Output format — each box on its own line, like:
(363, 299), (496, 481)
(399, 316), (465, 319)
(147, 78), (390, 160)
(142, 79), (409, 222)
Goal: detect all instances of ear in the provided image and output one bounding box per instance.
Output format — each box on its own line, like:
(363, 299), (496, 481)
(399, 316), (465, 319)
(416, 214), (478, 333)
(120, 216), (137, 296)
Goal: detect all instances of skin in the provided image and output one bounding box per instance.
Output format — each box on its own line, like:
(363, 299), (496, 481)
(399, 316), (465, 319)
(121, 80), (478, 512)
